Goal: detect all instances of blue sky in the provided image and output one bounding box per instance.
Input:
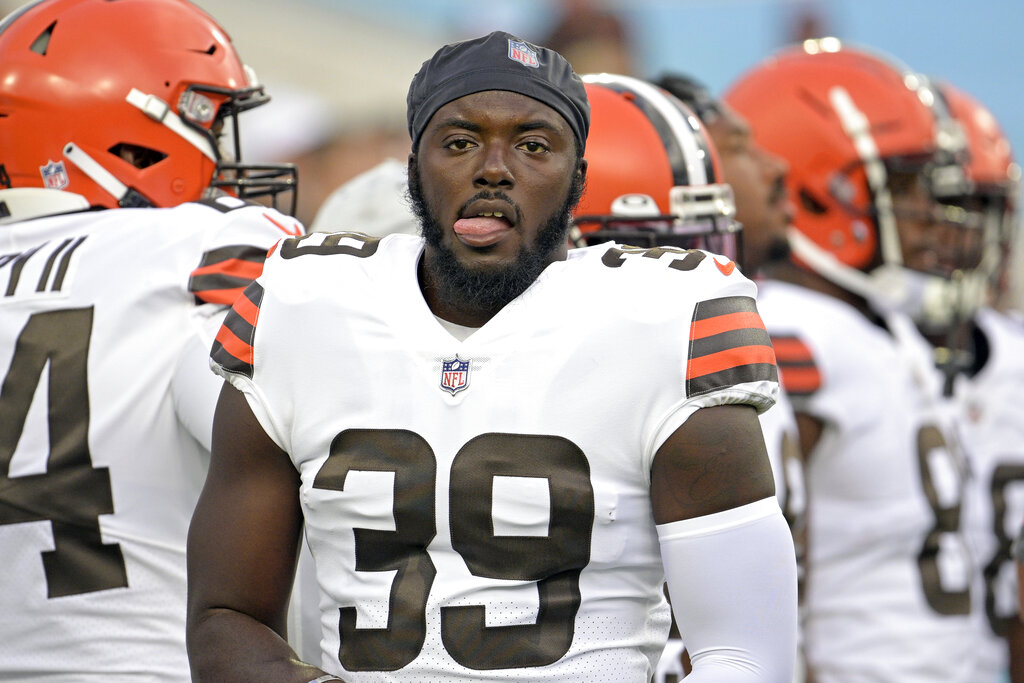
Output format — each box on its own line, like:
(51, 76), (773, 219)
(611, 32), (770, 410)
(322, 0), (1024, 175)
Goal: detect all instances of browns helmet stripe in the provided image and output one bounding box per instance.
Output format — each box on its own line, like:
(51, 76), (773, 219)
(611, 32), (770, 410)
(189, 244), (269, 305)
(686, 296), (778, 397)
(593, 75), (714, 188)
(210, 281), (263, 378)
(770, 334), (822, 397)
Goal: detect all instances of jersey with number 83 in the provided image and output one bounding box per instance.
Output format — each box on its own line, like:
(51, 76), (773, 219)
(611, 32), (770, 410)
(211, 232), (778, 681)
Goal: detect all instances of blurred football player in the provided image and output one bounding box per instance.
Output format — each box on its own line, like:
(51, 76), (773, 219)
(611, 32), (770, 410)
(926, 80), (1024, 683)
(725, 38), (980, 682)
(0, 0), (302, 680)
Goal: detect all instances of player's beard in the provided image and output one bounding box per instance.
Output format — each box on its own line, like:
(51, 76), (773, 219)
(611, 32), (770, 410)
(407, 159), (584, 317)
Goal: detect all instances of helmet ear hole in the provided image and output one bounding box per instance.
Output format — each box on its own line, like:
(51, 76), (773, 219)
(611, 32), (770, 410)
(108, 143), (168, 170)
(30, 20), (54, 55)
(799, 188), (828, 215)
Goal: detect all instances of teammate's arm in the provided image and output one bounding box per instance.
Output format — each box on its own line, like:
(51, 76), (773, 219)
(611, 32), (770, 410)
(651, 404), (798, 682)
(186, 383), (332, 683)
(794, 411), (824, 462)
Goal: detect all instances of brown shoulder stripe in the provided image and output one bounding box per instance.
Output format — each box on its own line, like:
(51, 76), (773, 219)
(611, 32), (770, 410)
(210, 281), (264, 378)
(189, 244), (271, 305)
(770, 334), (821, 397)
(686, 296), (778, 397)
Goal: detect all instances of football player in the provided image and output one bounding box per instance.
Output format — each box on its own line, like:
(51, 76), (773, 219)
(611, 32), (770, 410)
(186, 31), (797, 682)
(926, 81), (1024, 683)
(0, 1), (302, 680)
(725, 39), (980, 682)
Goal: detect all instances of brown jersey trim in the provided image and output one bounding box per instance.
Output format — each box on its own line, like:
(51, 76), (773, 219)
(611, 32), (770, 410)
(770, 334), (822, 397)
(210, 281), (263, 378)
(189, 244), (271, 305)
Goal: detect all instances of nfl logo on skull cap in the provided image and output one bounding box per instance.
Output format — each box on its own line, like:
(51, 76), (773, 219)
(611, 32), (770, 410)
(40, 160), (69, 190)
(507, 39), (540, 68)
(440, 356), (471, 395)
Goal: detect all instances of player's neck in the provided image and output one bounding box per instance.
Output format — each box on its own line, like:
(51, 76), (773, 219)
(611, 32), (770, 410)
(417, 256), (503, 328)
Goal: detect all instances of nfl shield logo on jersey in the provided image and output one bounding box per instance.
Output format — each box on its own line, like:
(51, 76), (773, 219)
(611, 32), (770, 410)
(39, 160), (69, 190)
(507, 39), (540, 68)
(440, 356), (471, 395)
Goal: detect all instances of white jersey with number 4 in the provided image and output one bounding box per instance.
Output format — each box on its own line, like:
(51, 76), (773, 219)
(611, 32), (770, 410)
(0, 191), (299, 682)
(211, 232), (779, 682)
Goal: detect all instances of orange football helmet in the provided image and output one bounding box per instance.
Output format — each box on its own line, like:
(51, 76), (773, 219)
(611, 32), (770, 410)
(939, 81), (1020, 303)
(0, 0), (296, 212)
(724, 39), (975, 327)
(573, 73), (740, 258)
(942, 84), (1018, 198)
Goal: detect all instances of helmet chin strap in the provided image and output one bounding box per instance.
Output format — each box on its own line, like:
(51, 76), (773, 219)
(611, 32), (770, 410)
(788, 227), (984, 330)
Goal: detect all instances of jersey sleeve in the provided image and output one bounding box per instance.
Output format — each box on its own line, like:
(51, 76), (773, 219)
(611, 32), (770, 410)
(175, 199), (304, 447)
(685, 293), (778, 401)
(207, 277), (285, 447)
(769, 333), (823, 405)
(187, 198), (303, 305)
(206, 231), (308, 452)
(640, 249), (779, 465)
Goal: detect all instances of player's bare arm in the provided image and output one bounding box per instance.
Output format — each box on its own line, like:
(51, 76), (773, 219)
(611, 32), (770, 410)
(186, 383), (329, 683)
(650, 404), (775, 523)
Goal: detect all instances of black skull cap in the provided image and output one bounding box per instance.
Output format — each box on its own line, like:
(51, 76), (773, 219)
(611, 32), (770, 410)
(407, 31), (590, 154)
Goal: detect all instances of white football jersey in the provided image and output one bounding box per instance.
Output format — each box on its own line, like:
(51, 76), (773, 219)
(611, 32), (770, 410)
(760, 279), (977, 683)
(955, 308), (1024, 682)
(212, 232), (779, 682)
(0, 191), (301, 682)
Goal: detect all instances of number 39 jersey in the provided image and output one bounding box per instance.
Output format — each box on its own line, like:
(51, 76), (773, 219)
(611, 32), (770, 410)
(0, 193), (300, 682)
(211, 232), (779, 681)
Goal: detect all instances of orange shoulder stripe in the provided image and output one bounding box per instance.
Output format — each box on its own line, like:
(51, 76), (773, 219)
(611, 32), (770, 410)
(230, 289), (261, 327)
(192, 257), (264, 282)
(687, 344), (778, 379)
(214, 322), (253, 367)
(196, 287), (246, 306)
(770, 336), (814, 362)
(779, 366), (822, 394)
(690, 311), (766, 340)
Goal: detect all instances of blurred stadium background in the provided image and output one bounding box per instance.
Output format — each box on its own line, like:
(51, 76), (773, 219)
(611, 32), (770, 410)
(4, 0), (1021, 301)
